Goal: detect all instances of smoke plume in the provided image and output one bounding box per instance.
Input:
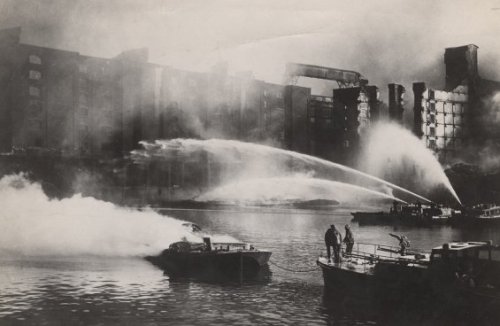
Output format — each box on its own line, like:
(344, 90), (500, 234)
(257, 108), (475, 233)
(0, 174), (204, 257)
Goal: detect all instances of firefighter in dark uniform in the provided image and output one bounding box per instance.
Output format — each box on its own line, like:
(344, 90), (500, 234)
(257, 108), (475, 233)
(325, 224), (342, 263)
(343, 224), (355, 255)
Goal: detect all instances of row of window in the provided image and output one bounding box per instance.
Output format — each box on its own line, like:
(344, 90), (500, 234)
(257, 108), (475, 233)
(423, 113), (463, 124)
(27, 54), (42, 98)
(426, 138), (463, 150)
(424, 128), (463, 137)
(422, 122), (462, 133)
(425, 111), (464, 117)
(423, 102), (466, 114)
(424, 119), (463, 125)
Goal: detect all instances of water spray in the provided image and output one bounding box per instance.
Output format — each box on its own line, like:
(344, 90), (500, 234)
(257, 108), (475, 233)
(197, 176), (408, 206)
(361, 123), (462, 205)
(133, 138), (434, 203)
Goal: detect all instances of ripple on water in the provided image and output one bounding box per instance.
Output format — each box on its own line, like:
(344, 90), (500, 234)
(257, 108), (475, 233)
(3, 209), (491, 325)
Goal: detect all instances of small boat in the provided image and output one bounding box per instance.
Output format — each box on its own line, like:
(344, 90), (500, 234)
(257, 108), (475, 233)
(317, 241), (500, 308)
(145, 236), (272, 280)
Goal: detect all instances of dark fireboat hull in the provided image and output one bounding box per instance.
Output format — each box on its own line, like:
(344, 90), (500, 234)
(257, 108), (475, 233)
(145, 250), (272, 280)
(318, 258), (375, 298)
(351, 212), (441, 226)
(318, 256), (500, 309)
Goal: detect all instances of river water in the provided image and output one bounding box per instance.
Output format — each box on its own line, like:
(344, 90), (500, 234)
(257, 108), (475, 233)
(1, 207), (499, 325)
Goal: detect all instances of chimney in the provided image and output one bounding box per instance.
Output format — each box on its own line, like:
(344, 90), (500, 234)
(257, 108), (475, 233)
(388, 83), (405, 122)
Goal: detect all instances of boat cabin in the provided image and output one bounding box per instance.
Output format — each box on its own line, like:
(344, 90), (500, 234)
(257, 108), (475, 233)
(167, 237), (250, 253)
(431, 241), (500, 263)
(480, 206), (500, 218)
(430, 241), (500, 287)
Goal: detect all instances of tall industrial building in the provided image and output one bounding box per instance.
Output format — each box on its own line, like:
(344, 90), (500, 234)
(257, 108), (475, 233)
(284, 63), (379, 163)
(0, 27), (286, 159)
(413, 44), (500, 162)
(388, 83), (405, 122)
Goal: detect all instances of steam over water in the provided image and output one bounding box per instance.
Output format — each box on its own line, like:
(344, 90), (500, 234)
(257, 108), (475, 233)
(133, 138), (432, 203)
(361, 123), (462, 204)
(198, 176), (406, 206)
(0, 174), (208, 257)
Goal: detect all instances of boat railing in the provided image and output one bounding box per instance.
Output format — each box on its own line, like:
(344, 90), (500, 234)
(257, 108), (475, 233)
(342, 242), (430, 263)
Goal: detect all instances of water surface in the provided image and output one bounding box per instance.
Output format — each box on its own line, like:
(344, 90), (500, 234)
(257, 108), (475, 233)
(1, 208), (498, 325)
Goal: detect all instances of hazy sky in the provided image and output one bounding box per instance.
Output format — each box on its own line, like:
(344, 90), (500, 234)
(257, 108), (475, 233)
(1, 0), (500, 91)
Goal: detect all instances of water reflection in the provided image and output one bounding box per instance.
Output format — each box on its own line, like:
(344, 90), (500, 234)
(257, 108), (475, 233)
(161, 265), (273, 285)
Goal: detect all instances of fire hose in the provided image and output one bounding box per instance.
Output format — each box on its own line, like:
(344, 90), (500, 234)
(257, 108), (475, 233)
(268, 259), (319, 273)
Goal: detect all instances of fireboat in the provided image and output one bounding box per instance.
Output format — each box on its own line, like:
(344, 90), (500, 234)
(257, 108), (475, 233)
(145, 224), (271, 280)
(351, 201), (461, 226)
(317, 241), (500, 308)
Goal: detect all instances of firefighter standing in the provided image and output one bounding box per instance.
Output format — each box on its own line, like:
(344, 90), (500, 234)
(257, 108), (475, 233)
(343, 224), (355, 255)
(325, 224), (342, 263)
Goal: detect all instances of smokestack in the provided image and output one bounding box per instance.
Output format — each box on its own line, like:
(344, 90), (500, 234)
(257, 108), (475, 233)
(412, 82), (426, 138)
(388, 83), (405, 123)
(444, 44), (479, 90)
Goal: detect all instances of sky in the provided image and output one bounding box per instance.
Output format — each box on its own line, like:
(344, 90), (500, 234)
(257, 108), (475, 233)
(1, 0), (500, 97)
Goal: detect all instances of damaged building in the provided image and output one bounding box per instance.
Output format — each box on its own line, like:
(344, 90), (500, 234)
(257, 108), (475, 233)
(284, 63), (380, 164)
(4, 25), (500, 203)
(413, 44), (500, 163)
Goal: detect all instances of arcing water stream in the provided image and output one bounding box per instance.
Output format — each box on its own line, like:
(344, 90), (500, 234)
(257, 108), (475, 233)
(133, 138), (438, 204)
(361, 123), (462, 205)
(197, 176), (407, 206)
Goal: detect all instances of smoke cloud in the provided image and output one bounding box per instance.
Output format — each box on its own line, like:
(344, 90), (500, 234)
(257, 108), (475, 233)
(0, 173), (222, 257)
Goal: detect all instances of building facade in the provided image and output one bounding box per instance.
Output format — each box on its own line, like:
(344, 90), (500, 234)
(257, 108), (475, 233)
(413, 44), (500, 162)
(283, 63), (380, 163)
(0, 27), (80, 154)
(413, 82), (468, 159)
(0, 27), (288, 159)
(388, 83), (405, 122)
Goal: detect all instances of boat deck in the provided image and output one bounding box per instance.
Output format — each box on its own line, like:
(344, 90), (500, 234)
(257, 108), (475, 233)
(317, 242), (430, 270)
(317, 256), (376, 275)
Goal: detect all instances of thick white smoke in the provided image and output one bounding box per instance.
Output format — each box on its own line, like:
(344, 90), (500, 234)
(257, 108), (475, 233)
(0, 174), (204, 257)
